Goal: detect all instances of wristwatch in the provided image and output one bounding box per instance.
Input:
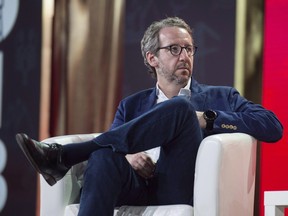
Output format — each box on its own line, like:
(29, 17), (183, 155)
(203, 110), (217, 130)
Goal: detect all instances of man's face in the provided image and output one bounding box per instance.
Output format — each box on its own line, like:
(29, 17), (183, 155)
(151, 26), (194, 86)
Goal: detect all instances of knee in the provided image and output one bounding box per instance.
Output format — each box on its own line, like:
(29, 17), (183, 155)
(170, 96), (195, 113)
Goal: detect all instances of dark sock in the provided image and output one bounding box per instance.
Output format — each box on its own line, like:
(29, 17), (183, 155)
(61, 140), (101, 167)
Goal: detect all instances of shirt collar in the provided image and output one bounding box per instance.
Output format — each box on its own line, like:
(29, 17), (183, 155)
(156, 78), (191, 102)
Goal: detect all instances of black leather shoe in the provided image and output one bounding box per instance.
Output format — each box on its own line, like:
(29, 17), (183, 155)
(16, 133), (70, 186)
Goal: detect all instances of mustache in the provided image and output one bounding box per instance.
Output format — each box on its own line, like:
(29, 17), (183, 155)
(177, 62), (190, 69)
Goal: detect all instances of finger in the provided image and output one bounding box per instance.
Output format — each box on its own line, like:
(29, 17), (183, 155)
(137, 161), (155, 174)
(137, 162), (156, 179)
(140, 155), (156, 169)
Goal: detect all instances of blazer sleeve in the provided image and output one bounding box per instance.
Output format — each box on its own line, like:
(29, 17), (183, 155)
(110, 102), (125, 130)
(212, 87), (283, 143)
(109, 88), (156, 130)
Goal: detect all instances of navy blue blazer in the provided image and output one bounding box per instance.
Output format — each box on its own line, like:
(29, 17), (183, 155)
(111, 78), (283, 143)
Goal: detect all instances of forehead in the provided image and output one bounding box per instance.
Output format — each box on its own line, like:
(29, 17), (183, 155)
(158, 26), (193, 45)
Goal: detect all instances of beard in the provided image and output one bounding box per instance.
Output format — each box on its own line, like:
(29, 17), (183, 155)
(172, 73), (191, 85)
(159, 67), (192, 85)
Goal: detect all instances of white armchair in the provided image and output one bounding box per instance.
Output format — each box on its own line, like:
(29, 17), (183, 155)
(39, 133), (257, 216)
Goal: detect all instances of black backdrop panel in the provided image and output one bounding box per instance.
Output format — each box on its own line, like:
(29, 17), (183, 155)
(0, 0), (42, 215)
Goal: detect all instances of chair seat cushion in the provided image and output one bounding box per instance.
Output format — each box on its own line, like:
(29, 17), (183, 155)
(64, 204), (194, 216)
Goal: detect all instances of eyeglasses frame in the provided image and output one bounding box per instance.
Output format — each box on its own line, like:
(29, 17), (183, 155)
(156, 44), (198, 56)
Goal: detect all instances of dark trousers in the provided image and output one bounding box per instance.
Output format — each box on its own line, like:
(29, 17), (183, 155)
(76, 97), (203, 216)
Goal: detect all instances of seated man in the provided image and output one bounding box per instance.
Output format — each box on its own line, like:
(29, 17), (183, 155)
(16, 17), (283, 216)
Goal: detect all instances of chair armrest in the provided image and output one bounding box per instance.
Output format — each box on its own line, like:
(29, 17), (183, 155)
(193, 133), (257, 216)
(40, 133), (101, 216)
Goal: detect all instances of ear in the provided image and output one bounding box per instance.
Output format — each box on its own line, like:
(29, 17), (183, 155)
(146, 51), (158, 67)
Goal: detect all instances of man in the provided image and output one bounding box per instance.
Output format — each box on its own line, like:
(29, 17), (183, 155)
(16, 17), (283, 216)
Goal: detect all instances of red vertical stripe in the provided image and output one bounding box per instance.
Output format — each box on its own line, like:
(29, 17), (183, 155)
(260, 0), (288, 215)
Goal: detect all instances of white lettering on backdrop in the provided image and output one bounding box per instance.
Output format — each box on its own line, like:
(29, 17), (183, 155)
(0, 0), (19, 212)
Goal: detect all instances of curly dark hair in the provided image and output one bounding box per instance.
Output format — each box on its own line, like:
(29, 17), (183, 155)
(140, 17), (194, 78)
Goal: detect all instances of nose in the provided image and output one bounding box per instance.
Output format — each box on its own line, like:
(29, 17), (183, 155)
(179, 48), (190, 60)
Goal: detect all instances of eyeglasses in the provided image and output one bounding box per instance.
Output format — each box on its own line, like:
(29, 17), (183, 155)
(157, 44), (198, 56)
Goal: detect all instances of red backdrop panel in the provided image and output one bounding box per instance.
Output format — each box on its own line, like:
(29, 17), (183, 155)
(260, 0), (288, 215)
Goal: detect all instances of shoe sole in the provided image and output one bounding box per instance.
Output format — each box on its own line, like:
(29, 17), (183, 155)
(16, 134), (57, 186)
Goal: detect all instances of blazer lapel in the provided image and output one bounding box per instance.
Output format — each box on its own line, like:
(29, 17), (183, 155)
(190, 78), (206, 111)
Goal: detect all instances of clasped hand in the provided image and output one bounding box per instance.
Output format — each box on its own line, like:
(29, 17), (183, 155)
(126, 152), (156, 179)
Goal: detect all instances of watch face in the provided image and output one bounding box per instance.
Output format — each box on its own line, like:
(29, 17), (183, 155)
(204, 110), (216, 130)
(205, 110), (217, 120)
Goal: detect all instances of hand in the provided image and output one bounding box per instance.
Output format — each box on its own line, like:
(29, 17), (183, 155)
(126, 152), (156, 179)
(196, 111), (206, 129)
